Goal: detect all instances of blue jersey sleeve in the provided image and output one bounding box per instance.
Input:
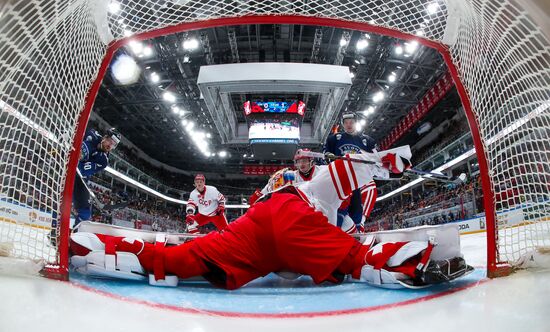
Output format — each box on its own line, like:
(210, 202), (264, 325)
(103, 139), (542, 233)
(323, 134), (337, 155)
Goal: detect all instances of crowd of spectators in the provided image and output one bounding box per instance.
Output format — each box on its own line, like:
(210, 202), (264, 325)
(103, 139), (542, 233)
(411, 118), (471, 167)
(365, 173), (481, 232)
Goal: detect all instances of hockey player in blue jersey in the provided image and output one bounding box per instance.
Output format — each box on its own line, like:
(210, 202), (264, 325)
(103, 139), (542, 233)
(323, 112), (377, 230)
(49, 128), (120, 245)
(73, 128), (121, 226)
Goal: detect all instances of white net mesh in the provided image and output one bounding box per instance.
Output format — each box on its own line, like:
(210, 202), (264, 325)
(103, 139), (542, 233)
(0, 0), (548, 275)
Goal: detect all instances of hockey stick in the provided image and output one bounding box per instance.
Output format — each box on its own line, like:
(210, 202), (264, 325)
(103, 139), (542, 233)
(299, 150), (464, 183)
(75, 169), (129, 211)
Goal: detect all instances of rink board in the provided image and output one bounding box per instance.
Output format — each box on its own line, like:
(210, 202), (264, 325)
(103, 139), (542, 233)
(69, 269), (486, 317)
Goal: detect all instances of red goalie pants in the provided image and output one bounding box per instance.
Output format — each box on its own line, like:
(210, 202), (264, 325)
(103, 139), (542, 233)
(193, 213), (228, 230)
(136, 193), (370, 290)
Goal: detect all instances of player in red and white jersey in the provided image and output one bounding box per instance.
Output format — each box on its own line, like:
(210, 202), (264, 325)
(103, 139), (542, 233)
(293, 148), (321, 184)
(186, 174), (228, 233)
(251, 148), (373, 234)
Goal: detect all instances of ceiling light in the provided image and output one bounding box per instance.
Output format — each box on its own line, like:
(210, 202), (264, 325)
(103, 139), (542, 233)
(172, 106), (180, 114)
(339, 38), (348, 47)
(183, 55), (190, 63)
(372, 91), (385, 103)
(183, 38), (199, 50)
(405, 41), (419, 54)
(111, 54), (140, 85)
(355, 122), (363, 132)
(162, 92), (176, 103)
(128, 41), (143, 54)
(427, 2), (439, 15)
(219, 151), (228, 158)
(150, 72), (159, 83)
(395, 45), (403, 55)
(388, 72), (396, 83)
(362, 106), (375, 116)
(206, 133), (212, 138)
(108, 1), (121, 14)
(243, 154), (247, 157)
(356, 39), (369, 50)
(142, 46), (153, 57)
(360, 119), (367, 126)
(182, 119), (188, 126)
(354, 59), (361, 64)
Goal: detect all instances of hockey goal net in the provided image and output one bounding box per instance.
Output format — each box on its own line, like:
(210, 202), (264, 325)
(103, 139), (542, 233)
(0, 0), (548, 279)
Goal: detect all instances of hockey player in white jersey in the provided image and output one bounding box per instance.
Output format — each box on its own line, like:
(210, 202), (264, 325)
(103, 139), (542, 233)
(293, 148), (322, 184)
(185, 174), (228, 233)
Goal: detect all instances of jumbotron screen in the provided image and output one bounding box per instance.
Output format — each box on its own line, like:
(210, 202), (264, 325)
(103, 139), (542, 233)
(248, 118), (300, 140)
(244, 101), (306, 116)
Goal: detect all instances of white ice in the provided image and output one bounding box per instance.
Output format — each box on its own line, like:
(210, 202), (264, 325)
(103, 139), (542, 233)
(0, 231), (549, 332)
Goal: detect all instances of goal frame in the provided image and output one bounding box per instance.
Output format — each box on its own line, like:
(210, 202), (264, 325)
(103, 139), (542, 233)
(43, 15), (507, 280)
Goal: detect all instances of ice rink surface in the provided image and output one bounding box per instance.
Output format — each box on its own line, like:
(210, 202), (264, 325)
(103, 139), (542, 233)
(1, 232), (549, 332)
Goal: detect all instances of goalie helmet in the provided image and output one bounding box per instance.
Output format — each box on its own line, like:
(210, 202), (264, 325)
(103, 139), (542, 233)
(266, 168), (295, 193)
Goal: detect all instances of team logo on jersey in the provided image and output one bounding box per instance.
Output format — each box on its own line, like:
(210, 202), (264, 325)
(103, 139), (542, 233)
(339, 144), (362, 155)
(336, 134), (342, 140)
(199, 198), (212, 206)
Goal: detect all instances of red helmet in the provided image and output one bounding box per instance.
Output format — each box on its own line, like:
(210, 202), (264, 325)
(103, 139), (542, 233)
(194, 173), (205, 181)
(294, 148), (313, 161)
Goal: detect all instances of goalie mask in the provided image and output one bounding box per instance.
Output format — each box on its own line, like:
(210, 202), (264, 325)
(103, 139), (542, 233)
(266, 168), (295, 193)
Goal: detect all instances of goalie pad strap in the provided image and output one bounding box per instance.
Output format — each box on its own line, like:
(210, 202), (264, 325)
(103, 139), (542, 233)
(153, 240), (166, 281)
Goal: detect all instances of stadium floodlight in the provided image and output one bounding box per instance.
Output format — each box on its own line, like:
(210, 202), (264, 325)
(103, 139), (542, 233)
(395, 45), (403, 55)
(183, 38), (199, 50)
(149, 72), (159, 83)
(356, 39), (369, 50)
(219, 151), (228, 158)
(142, 46), (153, 57)
(163, 92), (176, 102)
(111, 54), (140, 85)
(372, 91), (385, 103)
(108, 1), (121, 14)
(427, 2), (439, 15)
(405, 41), (419, 54)
(128, 41), (144, 55)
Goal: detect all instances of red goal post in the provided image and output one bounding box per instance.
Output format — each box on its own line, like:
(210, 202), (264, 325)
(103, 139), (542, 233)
(0, 0), (548, 280)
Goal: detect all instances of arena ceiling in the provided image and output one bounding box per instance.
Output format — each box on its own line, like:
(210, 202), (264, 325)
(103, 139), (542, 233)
(92, 23), (459, 174)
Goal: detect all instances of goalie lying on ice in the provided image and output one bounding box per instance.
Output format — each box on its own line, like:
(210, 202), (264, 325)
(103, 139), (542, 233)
(69, 147), (473, 289)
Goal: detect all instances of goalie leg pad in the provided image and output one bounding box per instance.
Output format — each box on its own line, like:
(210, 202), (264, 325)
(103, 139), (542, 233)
(72, 250), (147, 281)
(359, 265), (409, 289)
